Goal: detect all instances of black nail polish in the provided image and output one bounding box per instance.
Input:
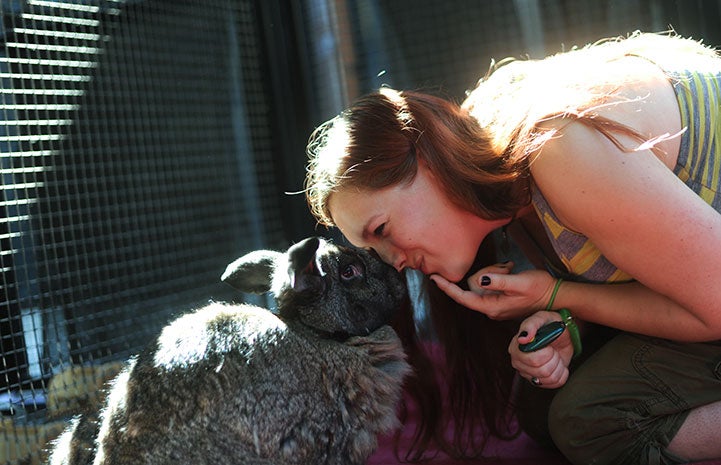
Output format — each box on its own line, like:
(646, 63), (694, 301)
(481, 275), (491, 286)
(519, 331), (528, 338)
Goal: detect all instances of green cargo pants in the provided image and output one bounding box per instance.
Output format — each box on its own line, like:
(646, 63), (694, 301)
(541, 333), (721, 465)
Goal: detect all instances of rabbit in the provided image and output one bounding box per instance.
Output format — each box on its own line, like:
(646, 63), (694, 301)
(45, 236), (410, 465)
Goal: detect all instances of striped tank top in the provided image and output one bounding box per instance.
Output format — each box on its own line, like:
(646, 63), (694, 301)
(531, 63), (721, 283)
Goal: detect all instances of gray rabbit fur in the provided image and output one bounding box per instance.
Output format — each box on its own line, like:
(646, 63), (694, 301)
(46, 236), (410, 465)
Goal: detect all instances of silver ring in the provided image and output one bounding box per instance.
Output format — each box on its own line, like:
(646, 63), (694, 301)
(531, 377), (542, 386)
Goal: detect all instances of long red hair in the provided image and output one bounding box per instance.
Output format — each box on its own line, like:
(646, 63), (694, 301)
(305, 87), (522, 459)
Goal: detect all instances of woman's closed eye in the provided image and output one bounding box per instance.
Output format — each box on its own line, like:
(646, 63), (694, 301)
(373, 223), (386, 237)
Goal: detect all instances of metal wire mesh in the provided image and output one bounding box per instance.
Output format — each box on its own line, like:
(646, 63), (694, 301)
(304, 0), (721, 114)
(0, 1), (285, 463)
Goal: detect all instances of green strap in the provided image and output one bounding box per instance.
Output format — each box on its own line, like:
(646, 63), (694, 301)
(545, 279), (582, 358)
(557, 308), (582, 359)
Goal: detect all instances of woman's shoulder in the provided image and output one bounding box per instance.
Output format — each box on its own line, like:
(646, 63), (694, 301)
(535, 55), (682, 169)
(529, 80), (682, 233)
(611, 32), (719, 70)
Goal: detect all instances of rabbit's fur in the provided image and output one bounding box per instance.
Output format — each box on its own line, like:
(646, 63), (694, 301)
(46, 236), (410, 465)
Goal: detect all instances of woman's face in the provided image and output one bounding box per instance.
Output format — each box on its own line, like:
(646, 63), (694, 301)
(328, 164), (511, 282)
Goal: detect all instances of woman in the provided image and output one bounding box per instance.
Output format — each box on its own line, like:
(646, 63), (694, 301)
(304, 31), (721, 465)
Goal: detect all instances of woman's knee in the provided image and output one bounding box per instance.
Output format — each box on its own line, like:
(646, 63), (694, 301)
(546, 333), (721, 465)
(547, 384), (639, 465)
(547, 384), (594, 464)
(546, 334), (659, 464)
(549, 388), (686, 465)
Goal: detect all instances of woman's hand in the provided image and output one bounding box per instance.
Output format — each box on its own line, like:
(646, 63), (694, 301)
(430, 266), (557, 320)
(510, 311), (574, 389)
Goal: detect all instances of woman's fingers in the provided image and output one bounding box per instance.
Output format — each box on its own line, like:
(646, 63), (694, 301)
(509, 310), (574, 388)
(431, 273), (532, 319)
(511, 346), (568, 389)
(467, 262), (513, 294)
(430, 274), (490, 310)
(431, 269), (557, 320)
(467, 262), (514, 293)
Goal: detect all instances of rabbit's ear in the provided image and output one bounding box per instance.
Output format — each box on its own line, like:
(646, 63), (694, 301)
(221, 250), (282, 294)
(287, 237), (324, 293)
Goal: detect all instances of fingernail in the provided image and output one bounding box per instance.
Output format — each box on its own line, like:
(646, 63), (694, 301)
(481, 275), (491, 286)
(519, 331), (528, 337)
(501, 260), (511, 264)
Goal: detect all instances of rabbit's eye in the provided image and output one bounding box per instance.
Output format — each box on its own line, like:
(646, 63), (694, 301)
(340, 263), (363, 281)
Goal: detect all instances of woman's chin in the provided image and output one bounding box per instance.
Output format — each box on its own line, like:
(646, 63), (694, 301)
(438, 270), (465, 284)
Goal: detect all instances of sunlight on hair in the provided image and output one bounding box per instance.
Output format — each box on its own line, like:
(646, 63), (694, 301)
(309, 115), (350, 185)
(302, 114), (352, 224)
(380, 87), (414, 127)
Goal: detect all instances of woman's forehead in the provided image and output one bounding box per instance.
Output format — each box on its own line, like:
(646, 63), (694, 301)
(327, 189), (374, 245)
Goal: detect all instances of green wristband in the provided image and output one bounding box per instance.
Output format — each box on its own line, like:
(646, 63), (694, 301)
(557, 308), (582, 359)
(545, 278), (563, 310)
(544, 279), (582, 358)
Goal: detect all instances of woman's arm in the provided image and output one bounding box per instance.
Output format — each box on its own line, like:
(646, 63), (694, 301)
(530, 116), (721, 341)
(552, 280), (713, 341)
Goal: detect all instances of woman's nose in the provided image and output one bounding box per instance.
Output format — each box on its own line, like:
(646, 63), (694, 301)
(391, 258), (406, 272)
(374, 245), (406, 272)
